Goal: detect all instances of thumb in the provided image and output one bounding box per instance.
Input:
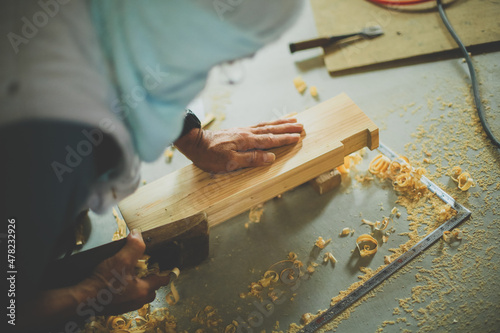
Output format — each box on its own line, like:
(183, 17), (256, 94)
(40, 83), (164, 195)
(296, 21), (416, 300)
(116, 229), (146, 265)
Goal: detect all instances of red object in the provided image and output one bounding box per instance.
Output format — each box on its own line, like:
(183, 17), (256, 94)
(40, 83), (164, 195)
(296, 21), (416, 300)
(366, 0), (434, 5)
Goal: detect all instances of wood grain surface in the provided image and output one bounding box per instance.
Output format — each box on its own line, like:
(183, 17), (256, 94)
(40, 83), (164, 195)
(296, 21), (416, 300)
(119, 93), (378, 232)
(310, 0), (500, 74)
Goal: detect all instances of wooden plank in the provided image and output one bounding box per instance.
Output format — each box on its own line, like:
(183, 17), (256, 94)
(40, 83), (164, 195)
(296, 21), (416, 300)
(310, 0), (500, 74)
(119, 93), (378, 231)
(310, 169), (342, 195)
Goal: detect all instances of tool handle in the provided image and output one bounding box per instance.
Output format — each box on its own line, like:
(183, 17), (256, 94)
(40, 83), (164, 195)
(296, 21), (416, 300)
(289, 37), (330, 53)
(41, 238), (127, 290)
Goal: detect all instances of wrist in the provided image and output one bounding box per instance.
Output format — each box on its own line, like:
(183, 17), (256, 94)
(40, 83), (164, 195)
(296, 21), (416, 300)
(174, 127), (204, 156)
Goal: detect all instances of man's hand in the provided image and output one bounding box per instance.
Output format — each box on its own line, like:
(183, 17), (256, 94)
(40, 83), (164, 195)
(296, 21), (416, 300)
(174, 118), (304, 173)
(20, 230), (170, 330)
(78, 229), (170, 316)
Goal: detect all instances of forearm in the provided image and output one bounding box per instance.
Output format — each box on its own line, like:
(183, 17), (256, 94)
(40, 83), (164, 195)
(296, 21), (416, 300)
(19, 283), (96, 330)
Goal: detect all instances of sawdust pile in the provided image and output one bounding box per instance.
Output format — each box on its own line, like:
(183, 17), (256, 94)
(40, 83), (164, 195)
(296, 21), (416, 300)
(289, 79), (499, 332)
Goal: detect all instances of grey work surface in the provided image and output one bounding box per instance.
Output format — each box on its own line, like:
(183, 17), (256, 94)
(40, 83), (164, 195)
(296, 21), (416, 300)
(84, 2), (500, 332)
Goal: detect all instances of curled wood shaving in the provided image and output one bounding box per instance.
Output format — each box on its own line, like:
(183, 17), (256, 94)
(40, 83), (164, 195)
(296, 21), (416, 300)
(449, 166), (475, 191)
(369, 154), (429, 198)
(337, 152), (363, 174)
(443, 231), (452, 243)
(444, 229), (463, 243)
(356, 234), (378, 257)
(452, 229), (463, 240)
(107, 316), (130, 330)
(224, 320), (239, 333)
(369, 154), (391, 175)
(315, 236), (331, 249)
(165, 268), (181, 306)
(457, 172), (475, 191)
(112, 207), (127, 241)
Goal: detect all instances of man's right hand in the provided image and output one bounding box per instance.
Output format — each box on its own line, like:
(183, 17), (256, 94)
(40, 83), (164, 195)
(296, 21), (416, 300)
(19, 230), (170, 331)
(77, 229), (171, 315)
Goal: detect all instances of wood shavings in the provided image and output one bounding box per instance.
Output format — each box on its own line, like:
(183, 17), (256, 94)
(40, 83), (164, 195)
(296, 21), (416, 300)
(339, 227), (354, 237)
(355, 174), (374, 183)
(293, 76), (307, 94)
(134, 256), (181, 305)
(384, 255), (393, 264)
(86, 306), (178, 332)
(338, 152), (364, 174)
(315, 236), (331, 249)
(310, 86), (318, 97)
(382, 234), (389, 243)
(323, 252), (337, 265)
(361, 218), (375, 227)
(356, 234), (378, 257)
(165, 268), (181, 306)
(248, 203), (264, 223)
(137, 304), (149, 318)
(450, 166), (462, 182)
(224, 320), (239, 333)
(443, 229), (463, 243)
(112, 207), (127, 241)
(192, 306), (223, 328)
(449, 166), (476, 191)
(369, 154), (391, 175)
(107, 316), (130, 331)
(457, 172), (475, 191)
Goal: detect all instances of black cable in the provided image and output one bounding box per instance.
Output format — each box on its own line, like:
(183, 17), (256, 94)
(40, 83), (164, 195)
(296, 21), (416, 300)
(436, 0), (500, 148)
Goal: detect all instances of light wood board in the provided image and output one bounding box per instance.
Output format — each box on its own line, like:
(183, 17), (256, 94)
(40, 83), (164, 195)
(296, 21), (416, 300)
(119, 93), (378, 232)
(310, 0), (500, 74)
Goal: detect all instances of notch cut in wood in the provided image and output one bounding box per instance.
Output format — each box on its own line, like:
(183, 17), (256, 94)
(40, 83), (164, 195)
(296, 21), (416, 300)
(119, 93), (378, 235)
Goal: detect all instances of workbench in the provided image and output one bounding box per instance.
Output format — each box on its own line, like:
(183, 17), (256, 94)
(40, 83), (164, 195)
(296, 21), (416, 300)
(83, 2), (500, 332)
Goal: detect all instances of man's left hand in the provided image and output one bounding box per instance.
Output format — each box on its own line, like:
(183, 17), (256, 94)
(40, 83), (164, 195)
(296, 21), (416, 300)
(174, 118), (304, 173)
